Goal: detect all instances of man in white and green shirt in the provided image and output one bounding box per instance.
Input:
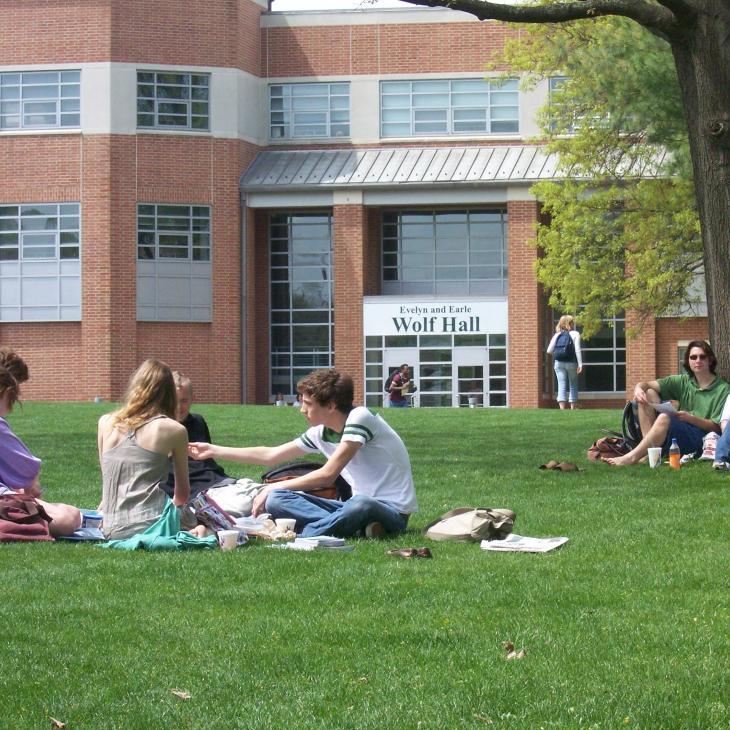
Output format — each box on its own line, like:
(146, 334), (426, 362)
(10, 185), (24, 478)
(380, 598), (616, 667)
(188, 369), (417, 538)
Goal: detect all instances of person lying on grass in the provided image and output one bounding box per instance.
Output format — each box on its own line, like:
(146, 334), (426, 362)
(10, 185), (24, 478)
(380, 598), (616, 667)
(0, 354), (81, 537)
(605, 340), (730, 466)
(98, 359), (192, 539)
(189, 368), (418, 539)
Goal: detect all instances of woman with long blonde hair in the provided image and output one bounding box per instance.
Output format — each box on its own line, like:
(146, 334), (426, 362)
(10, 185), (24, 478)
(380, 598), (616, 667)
(546, 314), (584, 409)
(98, 359), (190, 539)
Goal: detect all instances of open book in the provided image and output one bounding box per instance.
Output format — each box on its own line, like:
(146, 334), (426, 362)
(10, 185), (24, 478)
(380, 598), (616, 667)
(481, 534), (568, 553)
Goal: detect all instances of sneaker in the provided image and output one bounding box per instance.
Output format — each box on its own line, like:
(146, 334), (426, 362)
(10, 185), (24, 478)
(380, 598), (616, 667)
(712, 460), (730, 471)
(365, 522), (385, 539)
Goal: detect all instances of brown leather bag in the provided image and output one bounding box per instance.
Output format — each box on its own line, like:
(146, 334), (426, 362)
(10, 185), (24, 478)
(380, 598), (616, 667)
(0, 493), (54, 541)
(587, 436), (633, 462)
(261, 461), (352, 501)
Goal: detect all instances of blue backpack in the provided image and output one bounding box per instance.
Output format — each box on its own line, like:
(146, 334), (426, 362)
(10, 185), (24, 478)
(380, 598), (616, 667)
(553, 331), (576, 362)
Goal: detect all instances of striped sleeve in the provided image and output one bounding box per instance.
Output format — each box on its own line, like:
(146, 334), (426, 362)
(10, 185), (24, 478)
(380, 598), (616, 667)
(296, 429), (320, 454)
(342, 411), (375, 445)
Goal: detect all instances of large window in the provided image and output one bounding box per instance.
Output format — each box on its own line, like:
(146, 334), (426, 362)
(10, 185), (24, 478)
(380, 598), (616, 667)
(0, 203), (81, 320)
(270, 213), (333, 397)
(545, 312), (626, 394)
(137, 71), (210, 130)
(380, 78), (518, 137)
(137, 205), (210, 261)
(269, 83), (350, 139)
(136, 204), (212, 322)
(579, 316), (626, 393)
(0, 71), (80, 130)
(382, 209), (508, 296)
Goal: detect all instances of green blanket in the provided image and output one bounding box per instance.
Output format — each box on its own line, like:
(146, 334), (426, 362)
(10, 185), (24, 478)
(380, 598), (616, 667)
(99, 500), (218, 551)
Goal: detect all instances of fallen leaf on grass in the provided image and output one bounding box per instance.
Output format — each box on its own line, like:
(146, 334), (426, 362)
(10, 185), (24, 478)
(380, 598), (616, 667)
(171, 689), (191, 700)
(501, 641), (526, 660)
(473, 713), (494, 723)
(48, 717), (66, 729)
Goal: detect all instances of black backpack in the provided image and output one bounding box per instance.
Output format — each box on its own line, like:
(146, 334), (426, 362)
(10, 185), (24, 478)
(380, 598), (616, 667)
(261, 461), (352, 501)
(553, 331), (576, 362)
(384, 370), (399, 392)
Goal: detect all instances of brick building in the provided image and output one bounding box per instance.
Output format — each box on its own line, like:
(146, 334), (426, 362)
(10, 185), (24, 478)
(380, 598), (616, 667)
(0, 1), (706, 406)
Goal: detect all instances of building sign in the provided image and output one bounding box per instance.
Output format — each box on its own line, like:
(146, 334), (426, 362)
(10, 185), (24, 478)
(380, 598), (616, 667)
(363, 298), (508, 337)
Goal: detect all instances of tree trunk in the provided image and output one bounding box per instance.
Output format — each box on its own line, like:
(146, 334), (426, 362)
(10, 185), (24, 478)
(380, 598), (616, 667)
(670, 1), (730, 377)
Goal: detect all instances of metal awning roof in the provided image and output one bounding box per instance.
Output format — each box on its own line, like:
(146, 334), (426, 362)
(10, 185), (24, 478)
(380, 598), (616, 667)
(240, 146), (561, 191)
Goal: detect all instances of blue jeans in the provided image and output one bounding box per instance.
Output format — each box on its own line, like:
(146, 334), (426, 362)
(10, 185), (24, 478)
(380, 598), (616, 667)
(713, 428), (730, 463)
(554, 361), (579, 403)
(388, 398), (409, 408)
(265, 490), (409, 538)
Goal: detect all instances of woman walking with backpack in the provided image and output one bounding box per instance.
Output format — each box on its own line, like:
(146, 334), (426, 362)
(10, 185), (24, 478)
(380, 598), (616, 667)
(547, 315), (583, 410)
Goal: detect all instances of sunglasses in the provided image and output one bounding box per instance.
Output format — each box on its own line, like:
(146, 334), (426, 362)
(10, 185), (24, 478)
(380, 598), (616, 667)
(689, 354), (708, 361)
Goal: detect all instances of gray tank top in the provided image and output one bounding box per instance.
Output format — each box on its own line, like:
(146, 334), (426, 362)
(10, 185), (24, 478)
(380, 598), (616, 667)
(101, 415), (170, 540)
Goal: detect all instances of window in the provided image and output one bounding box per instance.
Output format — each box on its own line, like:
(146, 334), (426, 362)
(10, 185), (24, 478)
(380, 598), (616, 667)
(269, 83), (350, 139)
(137, 205), (210, 261)
(270, 213), (333, 397)
(137, 71), (210, 130)
(382, 209), (508, 296)
(0, 71), (80, 130)
(136, 205), (212, 322)
(380, 78), (518, 137)
(0, 203), (81, 321)
(578, 316), (626, 393)
(0, 204), (80, 261)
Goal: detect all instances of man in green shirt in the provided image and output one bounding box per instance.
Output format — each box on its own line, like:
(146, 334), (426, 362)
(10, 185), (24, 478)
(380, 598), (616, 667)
(606, 340), (730, 466)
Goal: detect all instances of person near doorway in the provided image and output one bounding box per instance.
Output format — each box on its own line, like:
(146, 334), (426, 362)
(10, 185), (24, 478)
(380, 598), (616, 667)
(547, 315), (583, 409)
(189, 368), (418, 538)
(388, 363), (414, 408)
(605, 340), (730, 466)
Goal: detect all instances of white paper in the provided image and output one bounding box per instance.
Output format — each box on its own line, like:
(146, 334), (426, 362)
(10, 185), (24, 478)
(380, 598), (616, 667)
(651, 400), (677, 415)
(480, 534), (568, 553)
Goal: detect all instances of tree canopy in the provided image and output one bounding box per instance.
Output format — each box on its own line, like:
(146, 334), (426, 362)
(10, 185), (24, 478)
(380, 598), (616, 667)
(496, 15), (701, 336)
(398, 1), (730, 373)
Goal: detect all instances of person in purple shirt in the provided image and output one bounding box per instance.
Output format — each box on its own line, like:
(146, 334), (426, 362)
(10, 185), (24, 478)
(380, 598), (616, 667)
(0, 351), (81, 537)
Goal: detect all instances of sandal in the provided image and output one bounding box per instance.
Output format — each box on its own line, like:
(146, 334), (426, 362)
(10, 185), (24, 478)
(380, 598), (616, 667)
(539, 460), (579, 472)
(387, 547), (433, 559)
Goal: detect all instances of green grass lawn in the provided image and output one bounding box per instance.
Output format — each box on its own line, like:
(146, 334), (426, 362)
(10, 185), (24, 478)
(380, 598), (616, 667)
(3, 403), (730, 729)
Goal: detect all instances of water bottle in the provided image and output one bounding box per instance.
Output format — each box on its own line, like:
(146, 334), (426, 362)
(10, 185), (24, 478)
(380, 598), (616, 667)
(669, 438), (681, 469)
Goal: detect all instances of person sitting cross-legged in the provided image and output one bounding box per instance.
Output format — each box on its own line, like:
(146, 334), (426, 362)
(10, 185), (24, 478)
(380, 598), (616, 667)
(605, 340), (730, 466)
(189, 368), (418, 538)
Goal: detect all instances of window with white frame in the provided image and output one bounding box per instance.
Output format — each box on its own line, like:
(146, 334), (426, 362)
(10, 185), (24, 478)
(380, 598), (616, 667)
(137, 71), (210, 130)
(136, 204), (212, 322)
(0, 71), (80, 130)
(382, 209), (508, 296)
(380, 78), (518, 137)
(269, 212), (333, 397)
(0, 203), (81, 321)
(269, 83), (350, 139)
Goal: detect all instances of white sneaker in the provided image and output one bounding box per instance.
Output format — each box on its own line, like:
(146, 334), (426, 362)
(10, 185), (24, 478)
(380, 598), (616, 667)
(712, 460), (730, 471)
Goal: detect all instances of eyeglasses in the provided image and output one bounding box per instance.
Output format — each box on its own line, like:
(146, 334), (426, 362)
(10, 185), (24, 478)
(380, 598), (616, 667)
(689, 354), (708, 361)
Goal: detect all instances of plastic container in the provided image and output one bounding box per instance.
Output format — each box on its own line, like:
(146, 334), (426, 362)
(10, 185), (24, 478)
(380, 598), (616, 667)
(669, 438), (681, 469)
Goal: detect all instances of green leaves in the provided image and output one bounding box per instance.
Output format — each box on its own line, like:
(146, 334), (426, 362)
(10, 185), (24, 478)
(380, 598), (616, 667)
(498, 16), (699, 336)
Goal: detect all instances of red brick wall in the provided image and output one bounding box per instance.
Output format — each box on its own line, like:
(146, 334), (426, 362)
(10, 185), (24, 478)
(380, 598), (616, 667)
(0, 324), (82, 401)
(0, 0), (262, 70)
(333, 203), (367, 404)
(0, 1), (112, 64)
(655, 317), (709, 379)
(247, 209), (271, 404)
(264, 20), (516, 77)
(507, 200), (541, 408)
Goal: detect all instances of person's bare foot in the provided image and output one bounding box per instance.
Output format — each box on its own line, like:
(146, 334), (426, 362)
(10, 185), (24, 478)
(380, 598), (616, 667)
(604, 453), (640, 466)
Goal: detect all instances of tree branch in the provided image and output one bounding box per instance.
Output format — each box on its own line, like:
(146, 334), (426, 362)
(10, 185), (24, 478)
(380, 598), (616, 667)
(398, 0), (680, 38)
(654, 0), (697, 24)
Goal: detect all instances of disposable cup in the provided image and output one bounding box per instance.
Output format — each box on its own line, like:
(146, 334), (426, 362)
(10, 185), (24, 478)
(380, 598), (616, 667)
(275, 518), (296, 533)
(218, 529), (239, 551)
(648, 447), (662, 468)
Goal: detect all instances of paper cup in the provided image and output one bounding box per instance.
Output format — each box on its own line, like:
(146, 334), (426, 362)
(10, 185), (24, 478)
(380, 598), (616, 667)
(218, 529), (239, 551)
(275, 518), (296, 533)
(648, 447), (662, 468)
